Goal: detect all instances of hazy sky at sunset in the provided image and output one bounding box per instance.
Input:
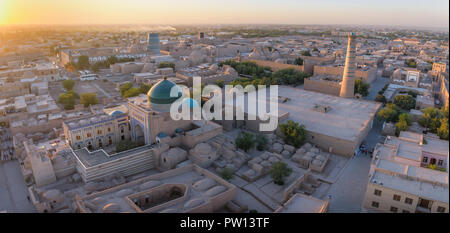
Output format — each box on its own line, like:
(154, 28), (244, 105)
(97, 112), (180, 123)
(0, 0), (448, 28)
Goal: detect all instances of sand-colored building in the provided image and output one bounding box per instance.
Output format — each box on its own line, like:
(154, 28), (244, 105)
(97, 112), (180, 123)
(63, 112), (131, 151)
(275, 193), (329, 213)
(75, 164), (237, 213)
(220, 86), (381, 157)
(363, 132), (449, 213)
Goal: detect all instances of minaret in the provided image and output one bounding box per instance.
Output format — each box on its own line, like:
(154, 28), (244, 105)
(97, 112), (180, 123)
(339, 32), (356, 98)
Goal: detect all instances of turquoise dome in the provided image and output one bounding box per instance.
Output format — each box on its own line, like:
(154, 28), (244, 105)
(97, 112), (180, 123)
(182, 98), (199, 108)
(147, 79), (182, 105)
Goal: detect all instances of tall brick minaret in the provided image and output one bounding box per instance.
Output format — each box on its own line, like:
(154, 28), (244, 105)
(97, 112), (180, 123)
(339, 32), (356, 98)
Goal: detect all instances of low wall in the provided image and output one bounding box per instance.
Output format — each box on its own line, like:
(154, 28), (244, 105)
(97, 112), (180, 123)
(304, 78), (340, 96)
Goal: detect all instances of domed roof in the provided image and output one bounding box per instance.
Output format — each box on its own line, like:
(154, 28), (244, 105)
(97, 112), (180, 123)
(147, 78), (182, 105)
(182, 98), (199, 108)
(109, 110), (123, 117)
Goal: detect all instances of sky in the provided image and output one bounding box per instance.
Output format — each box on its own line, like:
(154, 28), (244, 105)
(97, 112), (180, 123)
(0, 0), (449, 28)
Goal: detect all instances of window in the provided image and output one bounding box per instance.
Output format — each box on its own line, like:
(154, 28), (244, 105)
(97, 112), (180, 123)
(405, 198), (413, 205)
(97, 130), (102, 134)
(390, 206), (398, 213)
(108, 128), (111, 132)
(422, 157), (428, 163)
(87, 133), (92, 138)
(402, 210), (410, 213)
(76, 135), (81, 140)
(438, 160), (443, 166)
(393, 195), (401, 201)
(437, 206), (446, 213)
(121, 127), (124, 133)
(374, 189), (382, 196)
(371, 202), (379, 208)
(121, 135), (125, 140)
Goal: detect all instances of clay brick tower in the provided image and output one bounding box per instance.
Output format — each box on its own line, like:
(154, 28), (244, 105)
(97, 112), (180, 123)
(339, 32), (356, 98)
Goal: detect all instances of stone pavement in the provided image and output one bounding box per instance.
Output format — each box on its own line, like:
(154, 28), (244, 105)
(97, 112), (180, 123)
(322, 113), (385, 213)
(0, 160), (36, 213)
(365, 69), (390, 101)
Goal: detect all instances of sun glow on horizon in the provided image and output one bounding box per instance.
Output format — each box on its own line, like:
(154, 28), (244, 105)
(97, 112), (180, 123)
(0, 0), (448, 28)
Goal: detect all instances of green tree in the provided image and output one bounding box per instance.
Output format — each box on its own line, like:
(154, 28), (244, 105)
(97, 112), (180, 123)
(255, 133), (268, 151)
(418, 107), (441, 132)
(77, 55), (90, 70)
(301, 50), (311, 56)
(407, 58), (417, 68)
(375, 94), (387, 103)
(354, 79), (370, 97)
(294, 57), (303, 66)
(157, 62), (175, 70)
(279, 120), (306, 148)
(219, 168), (234, 181)
(395, 119), (409, 135)
(120, 83), (133, 96)
(235, 132), (255, 152)
(215, 79), (225, 88)
(139, 84), (152, 94)
(62, 79), (75, 91)
(123, 87), (142, 98)
(377, 103), (400, 122)
(437, 118), (449, 140)
(398, 113), (412, 126)
(270, 162), (292, 185)
(394, 95), (416, 110)
(80, 93), (98, 107)
(58, 91), (77, 110)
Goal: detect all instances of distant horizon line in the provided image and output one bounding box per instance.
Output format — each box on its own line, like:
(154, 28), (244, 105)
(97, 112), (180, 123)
(0, 22), (448, 29)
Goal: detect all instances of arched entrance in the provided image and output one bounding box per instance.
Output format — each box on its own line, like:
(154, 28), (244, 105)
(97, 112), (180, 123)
(135, 124), (145, 145)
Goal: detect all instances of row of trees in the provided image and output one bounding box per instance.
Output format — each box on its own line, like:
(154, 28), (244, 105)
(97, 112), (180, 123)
(91, 56), (135, 72)
(377, 103), (413, 135)
(58, 92), (98, 110)
(228, 68), (310, 88)
(119, 82), (152, 98)
(157, 62), (176, 70)
(219, 60), (271, 79)
(235, 132), (268, 152)
(418, 107), (448, 140)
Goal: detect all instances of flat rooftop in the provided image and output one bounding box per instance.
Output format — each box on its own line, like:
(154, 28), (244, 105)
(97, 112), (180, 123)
(276, 193), (328, 213)
(77, 164), (235, 213)
(384, 136), (422, 161)
(72, 145), (153, 168)
(235, 86), (381, 141)
(370, 171), (448, 203)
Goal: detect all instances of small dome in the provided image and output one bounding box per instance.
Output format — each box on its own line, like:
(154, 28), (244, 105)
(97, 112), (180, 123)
(147, 78), (182, 112)
(182, 98), (199, 108)
(109, 110), (123, 117)
(157, 132), (168, 138)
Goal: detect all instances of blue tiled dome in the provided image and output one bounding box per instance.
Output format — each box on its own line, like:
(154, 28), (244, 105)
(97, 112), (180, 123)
(147, 78), (182, 105)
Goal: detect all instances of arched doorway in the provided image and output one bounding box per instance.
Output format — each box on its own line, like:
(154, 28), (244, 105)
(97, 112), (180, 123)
(135, 124), (145, 145)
